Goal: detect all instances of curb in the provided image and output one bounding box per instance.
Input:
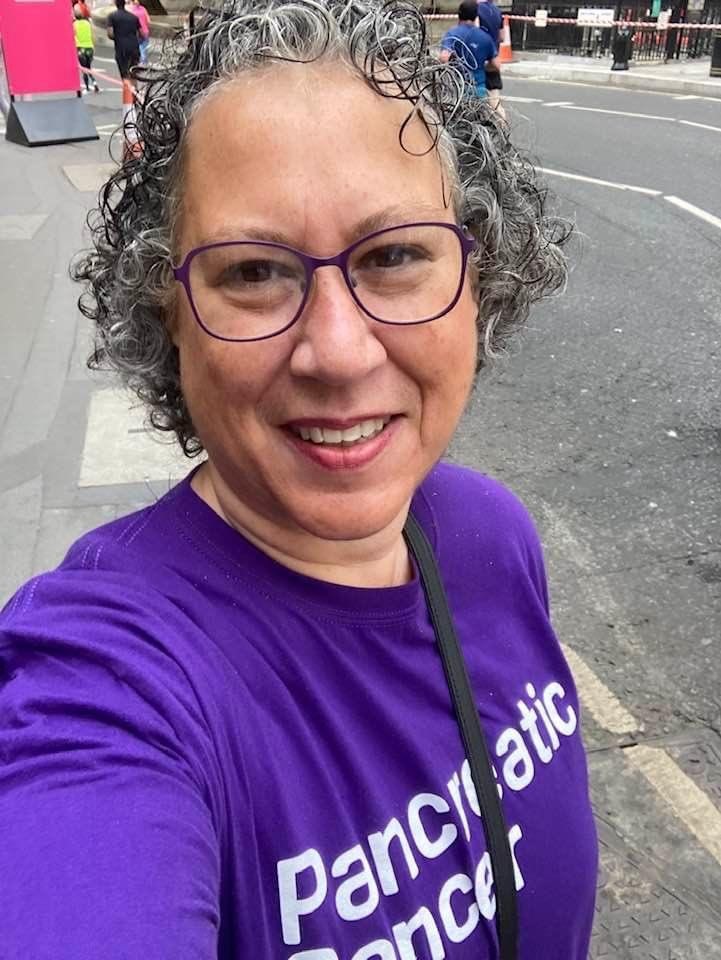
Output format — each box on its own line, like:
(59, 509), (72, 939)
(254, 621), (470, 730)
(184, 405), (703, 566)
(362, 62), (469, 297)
(503, 62), (721, 99)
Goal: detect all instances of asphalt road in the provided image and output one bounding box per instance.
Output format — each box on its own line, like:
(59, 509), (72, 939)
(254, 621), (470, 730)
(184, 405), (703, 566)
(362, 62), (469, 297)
(453, 76), (721, 745)
(1, 69), (720, 957)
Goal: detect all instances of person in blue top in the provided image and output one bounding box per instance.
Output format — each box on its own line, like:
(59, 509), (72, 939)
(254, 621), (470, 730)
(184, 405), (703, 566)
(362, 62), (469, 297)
(477, 0), (503, 41)
(439, 0), (499, 99)
(477, 0), (506, 120)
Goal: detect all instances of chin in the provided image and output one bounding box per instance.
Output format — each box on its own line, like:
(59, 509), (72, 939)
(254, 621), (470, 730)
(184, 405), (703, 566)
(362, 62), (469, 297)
(293, 490), (410, 543)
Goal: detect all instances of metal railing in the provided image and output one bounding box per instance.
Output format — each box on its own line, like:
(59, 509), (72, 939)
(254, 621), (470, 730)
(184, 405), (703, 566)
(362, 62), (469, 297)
(424, 10), (720, 63)
(504, 10), (720, 62)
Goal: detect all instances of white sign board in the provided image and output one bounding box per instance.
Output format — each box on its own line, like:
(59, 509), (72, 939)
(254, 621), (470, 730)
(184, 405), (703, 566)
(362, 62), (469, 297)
(535, 9), (549, 27)
(576, 7), (615, 26)
(656, 9), (671, 28)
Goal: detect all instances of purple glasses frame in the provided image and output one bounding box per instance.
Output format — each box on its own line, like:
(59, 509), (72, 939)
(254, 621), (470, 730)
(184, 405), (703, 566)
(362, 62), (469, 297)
(171, 221), (477, 343)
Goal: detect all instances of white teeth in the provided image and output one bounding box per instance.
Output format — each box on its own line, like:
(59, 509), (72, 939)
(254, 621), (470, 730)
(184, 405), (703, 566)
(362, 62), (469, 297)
(293, 417), (391, 445)
(360, 419), (380, 438)
(341, 424), (362, 443)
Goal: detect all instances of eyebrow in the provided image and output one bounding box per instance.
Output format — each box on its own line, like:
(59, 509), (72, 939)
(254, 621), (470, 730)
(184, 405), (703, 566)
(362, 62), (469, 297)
(195, 204), (448, 249)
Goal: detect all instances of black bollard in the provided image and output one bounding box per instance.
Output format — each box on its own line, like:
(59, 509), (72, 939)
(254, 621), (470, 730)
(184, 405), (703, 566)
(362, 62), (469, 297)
(611, 27), (632, 71)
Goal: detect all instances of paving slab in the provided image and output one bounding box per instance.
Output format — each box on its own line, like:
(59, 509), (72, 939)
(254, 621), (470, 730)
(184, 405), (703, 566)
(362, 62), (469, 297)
(0, 214), (49, 240)
(79, 387), (193, 487)
(62, 162), (117, 193)
(0, 476), (42, 605)
(589, 737), (721, 958)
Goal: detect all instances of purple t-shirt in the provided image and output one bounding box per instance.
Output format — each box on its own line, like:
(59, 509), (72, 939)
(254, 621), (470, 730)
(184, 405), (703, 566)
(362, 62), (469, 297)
(0, 463), (597, 959)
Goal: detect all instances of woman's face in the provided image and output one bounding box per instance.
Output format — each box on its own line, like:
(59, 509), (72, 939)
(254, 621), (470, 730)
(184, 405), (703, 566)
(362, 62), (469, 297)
(172, 63), (478, 544)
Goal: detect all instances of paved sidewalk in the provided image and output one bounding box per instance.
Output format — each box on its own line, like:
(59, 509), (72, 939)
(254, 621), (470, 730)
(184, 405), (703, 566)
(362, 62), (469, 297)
(504, 52), (721, 98)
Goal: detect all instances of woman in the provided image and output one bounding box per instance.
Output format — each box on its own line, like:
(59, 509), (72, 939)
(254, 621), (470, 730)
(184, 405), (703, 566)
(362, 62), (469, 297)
(127, 0), (151, 65)
(0, 1), (597, 957)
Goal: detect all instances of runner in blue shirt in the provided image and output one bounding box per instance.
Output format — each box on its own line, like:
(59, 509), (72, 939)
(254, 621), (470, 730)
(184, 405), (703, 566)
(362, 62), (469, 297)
(477, 0), (503, 42)
(477, 0), (506, 119)
(440, 0), (500, 98)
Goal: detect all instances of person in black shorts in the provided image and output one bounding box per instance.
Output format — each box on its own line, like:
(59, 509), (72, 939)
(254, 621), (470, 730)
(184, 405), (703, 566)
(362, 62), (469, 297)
(107, 0), (141, 80)
(477, 0), (506, 121)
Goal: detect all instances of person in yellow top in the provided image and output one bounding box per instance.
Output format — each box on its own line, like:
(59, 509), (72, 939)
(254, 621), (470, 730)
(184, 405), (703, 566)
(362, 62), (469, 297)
(73, 7), (100, 93)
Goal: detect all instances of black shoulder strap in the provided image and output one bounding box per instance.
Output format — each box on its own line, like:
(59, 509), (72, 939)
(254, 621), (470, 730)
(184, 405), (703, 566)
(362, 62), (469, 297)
(403, 512), (518, 960)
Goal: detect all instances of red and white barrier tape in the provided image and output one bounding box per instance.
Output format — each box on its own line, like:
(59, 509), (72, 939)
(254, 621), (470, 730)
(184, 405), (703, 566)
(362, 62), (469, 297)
(424, 13), (720, 29)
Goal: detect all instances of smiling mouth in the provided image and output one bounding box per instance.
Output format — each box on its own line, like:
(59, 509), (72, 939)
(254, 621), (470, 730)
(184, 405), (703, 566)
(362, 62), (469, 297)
(288, 416), (393, 447)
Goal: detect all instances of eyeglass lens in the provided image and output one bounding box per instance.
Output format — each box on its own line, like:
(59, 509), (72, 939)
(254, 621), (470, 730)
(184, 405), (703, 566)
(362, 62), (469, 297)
(187, 224), (465, 341)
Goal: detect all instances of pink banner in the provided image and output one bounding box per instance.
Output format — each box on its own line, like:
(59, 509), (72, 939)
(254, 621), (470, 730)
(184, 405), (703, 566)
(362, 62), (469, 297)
(0, 0), (80, 96)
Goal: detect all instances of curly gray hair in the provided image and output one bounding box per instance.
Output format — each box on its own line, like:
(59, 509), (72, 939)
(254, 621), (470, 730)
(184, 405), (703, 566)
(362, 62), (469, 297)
(73, 0), (569, 456)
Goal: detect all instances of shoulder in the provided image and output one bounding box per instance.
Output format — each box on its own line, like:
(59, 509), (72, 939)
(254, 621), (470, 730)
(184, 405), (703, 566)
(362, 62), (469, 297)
(441, 25), (460, 44)
(415, 462), (549, 605)
(474, 25), (497, 48)
(1, 496), (209, 714)
(419, 461), (538, 542)
(0, 564), (218, 782)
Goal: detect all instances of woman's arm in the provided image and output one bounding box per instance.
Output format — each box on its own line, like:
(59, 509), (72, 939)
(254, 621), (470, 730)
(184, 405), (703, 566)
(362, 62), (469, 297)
(0, 583), (221, 958)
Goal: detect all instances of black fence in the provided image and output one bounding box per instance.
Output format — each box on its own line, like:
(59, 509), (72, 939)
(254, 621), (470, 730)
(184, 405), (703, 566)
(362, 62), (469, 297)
(507, 3), (721, 61)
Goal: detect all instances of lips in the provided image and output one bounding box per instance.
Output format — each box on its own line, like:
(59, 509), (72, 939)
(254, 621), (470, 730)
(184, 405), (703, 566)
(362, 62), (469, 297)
(282, 414), (399, 471)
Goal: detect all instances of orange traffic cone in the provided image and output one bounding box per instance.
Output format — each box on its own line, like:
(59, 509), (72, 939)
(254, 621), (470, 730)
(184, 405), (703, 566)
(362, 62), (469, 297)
(499, 16), (513, 65)
(121, 79), (142, 160)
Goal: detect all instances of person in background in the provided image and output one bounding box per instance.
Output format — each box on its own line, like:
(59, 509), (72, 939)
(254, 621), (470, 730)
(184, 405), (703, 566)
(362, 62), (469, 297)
(128, 0), (151, 65)
(477, 0), (506, 120)
(440, 0), (500, 100)
(107, 0), (141, 83)
(73, 5), (100, 94)
(0, 1), (598, 956)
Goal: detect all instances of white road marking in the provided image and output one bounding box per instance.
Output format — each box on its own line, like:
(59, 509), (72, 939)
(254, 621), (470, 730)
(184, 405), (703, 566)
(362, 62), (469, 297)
(626, 745), (721, 866)
(673, 94), (699, 100)
(664, 195), (721, 232)
(504, 95), (543, 103)
(543, 100), (575, 107)
(94, 56), (117, 64)
(679, 119), (721, 134)
(542, 507), (721, 867)
(536, 165), (662, 196)
(562, 645), (638, 734)
(559, 104), (676, 122)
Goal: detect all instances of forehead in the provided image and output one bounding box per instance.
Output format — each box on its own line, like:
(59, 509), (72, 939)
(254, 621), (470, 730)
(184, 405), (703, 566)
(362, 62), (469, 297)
(179, 62), (452, 250)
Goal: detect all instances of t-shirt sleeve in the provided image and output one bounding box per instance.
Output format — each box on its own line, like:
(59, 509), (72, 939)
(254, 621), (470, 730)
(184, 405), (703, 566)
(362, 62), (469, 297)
(482, 33), (498, 61)
(0, 575), (221, 959)
(440, 30), (457, 52)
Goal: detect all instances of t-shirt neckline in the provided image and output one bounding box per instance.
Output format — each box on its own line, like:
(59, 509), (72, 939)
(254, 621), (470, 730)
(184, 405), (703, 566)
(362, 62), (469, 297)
(171, 469), (439, 622)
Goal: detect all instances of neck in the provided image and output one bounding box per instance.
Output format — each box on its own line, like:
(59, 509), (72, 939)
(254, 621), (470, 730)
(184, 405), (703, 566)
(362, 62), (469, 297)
(192, 462), (413, 589)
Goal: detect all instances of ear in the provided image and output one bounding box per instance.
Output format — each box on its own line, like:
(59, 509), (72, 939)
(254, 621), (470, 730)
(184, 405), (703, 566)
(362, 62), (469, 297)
(163, 304), (181, 349)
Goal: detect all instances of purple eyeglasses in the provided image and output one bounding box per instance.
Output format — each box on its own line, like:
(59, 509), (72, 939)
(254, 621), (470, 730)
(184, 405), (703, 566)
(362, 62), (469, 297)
(172, 221), (477, 343)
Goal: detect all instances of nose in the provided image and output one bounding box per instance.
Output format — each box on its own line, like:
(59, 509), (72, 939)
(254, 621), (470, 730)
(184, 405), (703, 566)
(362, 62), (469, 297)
(288, 265), (388, 384)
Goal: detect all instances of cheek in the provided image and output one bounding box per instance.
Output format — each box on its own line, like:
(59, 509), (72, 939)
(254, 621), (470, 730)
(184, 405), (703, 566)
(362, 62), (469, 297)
(427, 295), (478, 393)
(175, 312), (289, 431)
